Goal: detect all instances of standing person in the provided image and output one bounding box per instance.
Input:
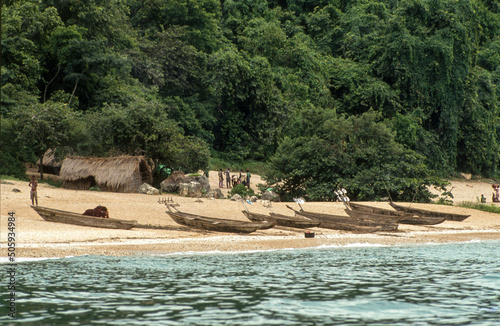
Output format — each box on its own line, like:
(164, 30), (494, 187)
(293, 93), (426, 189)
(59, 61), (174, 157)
(239, 170), (245, 186)
(225, 168), (231, 188)
(29, 176), (38, 206)
(246, 169), (251, 189)
(218, 169), (224, 188)
(493, 184), (500, 202)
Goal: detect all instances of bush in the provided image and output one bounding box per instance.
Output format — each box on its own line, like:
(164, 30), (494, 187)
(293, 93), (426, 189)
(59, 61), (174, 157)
(228, 184), (255, 198)
(267, 111), (445, 202)
(0, 153), (27, 180)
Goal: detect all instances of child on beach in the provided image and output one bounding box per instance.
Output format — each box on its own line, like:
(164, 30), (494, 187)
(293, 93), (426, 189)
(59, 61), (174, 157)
(29, 176), (38, 206)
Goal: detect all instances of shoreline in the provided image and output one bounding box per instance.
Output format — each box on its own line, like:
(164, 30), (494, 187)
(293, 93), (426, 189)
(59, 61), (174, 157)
(2, 233), (500, 261)
(1, 177), (500, 258)
(4, 229), (500, 259)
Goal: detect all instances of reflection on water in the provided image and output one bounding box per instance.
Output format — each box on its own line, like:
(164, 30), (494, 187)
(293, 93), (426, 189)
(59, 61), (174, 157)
(1, 241), (499, 325)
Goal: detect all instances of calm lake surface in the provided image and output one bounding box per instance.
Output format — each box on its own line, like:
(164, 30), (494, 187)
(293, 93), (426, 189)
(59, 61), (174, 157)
(1, 241), (499, 325)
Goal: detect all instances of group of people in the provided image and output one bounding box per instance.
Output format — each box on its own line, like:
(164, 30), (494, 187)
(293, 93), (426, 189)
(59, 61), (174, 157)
(218, 168), (251, 189)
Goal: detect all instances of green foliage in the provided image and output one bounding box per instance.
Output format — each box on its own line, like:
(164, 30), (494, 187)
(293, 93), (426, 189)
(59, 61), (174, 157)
(0, 119), (29, 179)
(9, 101), (76, 178)
(228, 184), (256, 198)
(90, 99), (210, 173)
(2, 0), (500, 195)
(267, 111), (445, 202)
(209, 156), (271, 176)
(458, 201), (500, 214)
(1, 1), (63, 93)
(209, 46), (282, 160)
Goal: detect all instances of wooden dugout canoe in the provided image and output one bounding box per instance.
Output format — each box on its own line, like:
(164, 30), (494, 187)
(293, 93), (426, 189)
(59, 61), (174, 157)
(165, 206), (275, 233)
(242, 210), (320, 229)
(389, 202), (470, 222)
(31, 205), (138, 230)
(286, 205), (398, 232)
(348, 202), (411, 218)
(345, 208), (445, 225)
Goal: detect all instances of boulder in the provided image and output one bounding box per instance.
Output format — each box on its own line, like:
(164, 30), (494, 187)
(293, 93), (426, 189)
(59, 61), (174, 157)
(161, 171), (186, 193)
(261, 190), (280, 202)
(460, 173), (472, 180)
(230, 194), (242, 201)
(185, 175), (210, 193)
(179, 181), (203, 197)
(137, 183), (160, 195)
(206, 188), (224, 199)
(250, 196), (258, 203)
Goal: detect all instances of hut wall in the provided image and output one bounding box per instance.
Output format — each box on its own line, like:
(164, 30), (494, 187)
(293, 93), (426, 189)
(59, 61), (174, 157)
(63, 176), (96, 190)
(98, 173), (142, 193)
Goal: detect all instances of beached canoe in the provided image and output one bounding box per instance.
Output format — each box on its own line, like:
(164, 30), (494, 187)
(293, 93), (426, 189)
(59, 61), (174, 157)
(343, 208), (404, 223)
(348, 202), (412, 218)
(389, 202), (470, 221)
(345, 208), (445, 225)
(165, 206), (275, 233)
(286, 205), (398, 232)
(242, 211), (320, 229)
(31, 205), (138, 230)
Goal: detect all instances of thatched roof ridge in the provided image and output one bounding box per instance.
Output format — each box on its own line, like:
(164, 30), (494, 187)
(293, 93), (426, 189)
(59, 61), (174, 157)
(37, 148), (62, 168)
(60, 156), (151, 190)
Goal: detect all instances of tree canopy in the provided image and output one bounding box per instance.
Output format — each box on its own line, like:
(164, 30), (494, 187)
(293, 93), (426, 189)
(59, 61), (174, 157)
(2, 0), (499, 200)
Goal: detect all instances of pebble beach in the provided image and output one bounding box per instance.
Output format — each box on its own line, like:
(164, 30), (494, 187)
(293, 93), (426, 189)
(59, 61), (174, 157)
(1, 173), (499, 259)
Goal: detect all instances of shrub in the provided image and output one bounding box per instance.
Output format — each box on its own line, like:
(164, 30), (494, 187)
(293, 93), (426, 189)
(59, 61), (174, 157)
(228, 184), (255, 198)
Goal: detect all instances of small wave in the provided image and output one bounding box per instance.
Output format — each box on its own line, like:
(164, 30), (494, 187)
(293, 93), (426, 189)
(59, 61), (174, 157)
(0, 256), (74, 263)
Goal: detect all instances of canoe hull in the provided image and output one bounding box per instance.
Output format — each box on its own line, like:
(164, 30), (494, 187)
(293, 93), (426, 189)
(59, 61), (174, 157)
(389, 202), (470, 221)
(286, 205), (398, 232)
(349, 202), (411, 217)
(243, 211), (320, 229)
(165, 209), (274, 233)
(345, 208), (445, 225)
(31, 206), (137, 230)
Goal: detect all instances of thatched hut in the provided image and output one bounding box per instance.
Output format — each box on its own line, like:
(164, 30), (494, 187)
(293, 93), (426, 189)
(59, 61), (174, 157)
(60, 156), (153, 192)
(37, 148), (63, 175)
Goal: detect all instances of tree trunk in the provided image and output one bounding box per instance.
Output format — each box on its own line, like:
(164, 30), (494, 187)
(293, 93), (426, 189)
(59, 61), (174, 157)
(43, 65), (61, 103)
(39, 154), (45, 180)
(68, 79), (79, 107)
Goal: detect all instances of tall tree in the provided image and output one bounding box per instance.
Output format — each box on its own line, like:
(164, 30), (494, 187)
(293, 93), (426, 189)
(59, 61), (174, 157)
(209, 46), (282, 160)
(11, 101), (76, 180)
(268, 111), (445, 202)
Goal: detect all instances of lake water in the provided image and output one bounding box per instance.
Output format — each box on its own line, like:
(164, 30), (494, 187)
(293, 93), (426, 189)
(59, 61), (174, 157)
(1, 241), (499, 325)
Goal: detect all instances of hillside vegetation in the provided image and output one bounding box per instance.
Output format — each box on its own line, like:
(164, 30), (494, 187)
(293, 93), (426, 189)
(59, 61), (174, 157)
(2, 0), (499, 201)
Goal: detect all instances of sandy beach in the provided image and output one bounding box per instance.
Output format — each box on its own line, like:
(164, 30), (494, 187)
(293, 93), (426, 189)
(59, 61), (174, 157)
(1, 173), (499, 258)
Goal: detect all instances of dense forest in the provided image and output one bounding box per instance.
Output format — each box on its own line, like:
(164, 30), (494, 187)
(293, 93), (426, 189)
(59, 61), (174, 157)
(2, 0), (499, 201)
